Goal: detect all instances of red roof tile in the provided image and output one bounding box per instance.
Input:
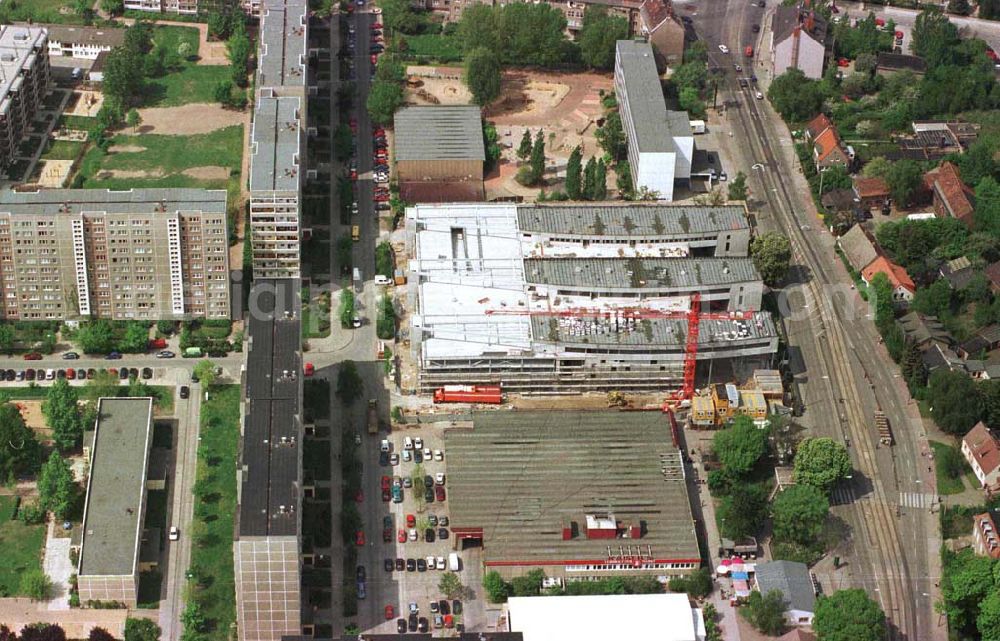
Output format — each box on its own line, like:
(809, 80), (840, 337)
(965, 422), (1000, 478)
(853, 176), (889, 199)
(926, 161), (974, 225)
(814, 128), (846, 163)
(862, 256), (915, 293)
(806, 113), (833, 140)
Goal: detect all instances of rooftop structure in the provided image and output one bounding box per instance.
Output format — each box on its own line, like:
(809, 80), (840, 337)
(974, 512), (1000, 560)
(0, 25), (49, 173)
(614, 40), (692, 200)
(235, 279), (302, 641)
(639, 0), (686, 66)
(836, 225), (878, 273)
(862, 256), (915, 301)
(897, 312), (950, 350)
(257, 0), (308, 94)
(754, 560), (816, 625)
(445, 411), (700, 580)
(78, 398), (154, 607)
(0, 25), (47, 113)
(771, 4), (828, 80)
(876, 52), (927, 75)
(406, 203), (777, 393)
(43, 24), (124, 59)
(0, 186), (227, 215)
(963, 422), (1000, 490)
(924, 161), (975, 227)
(507, 594), (705, 641)
(394, 105), (485, 162)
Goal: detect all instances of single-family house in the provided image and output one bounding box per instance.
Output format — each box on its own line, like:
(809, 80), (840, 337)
(837, 224), (878, 274)
(985, 261), (1000, 295)
(962, 422), (1000, 490)
(805, 113), (833, 142)
(940, 256), (975, 291)
(897, 312), (950, 350)
(875, 53), (927, 77)
(639, 0), (686, 68)
(973, 512), (1000, 560)
(924, 162), (975, 228)
(754, 560), (816, 626)
(958, 325), (1000, 360)
(770, 5), (828, 80)
(861, 256), (915, 305)
(922, 342), (963, 373)
(853, 176), (890, 211)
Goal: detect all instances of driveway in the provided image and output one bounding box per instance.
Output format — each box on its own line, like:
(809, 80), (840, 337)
(42, 520), (74, 611)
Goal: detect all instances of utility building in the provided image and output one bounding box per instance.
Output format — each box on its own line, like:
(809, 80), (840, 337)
(77, 398), (154, 607)
(406, 203), (776, 394)
(614, 40), (692, 201)
(394, 105), (486, 202)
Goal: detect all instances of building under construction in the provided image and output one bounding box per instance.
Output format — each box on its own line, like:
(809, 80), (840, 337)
(405, 203), (779, 394)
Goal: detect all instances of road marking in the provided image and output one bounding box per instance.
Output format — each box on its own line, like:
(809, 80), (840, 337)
(830, 483), (856, 506)
(897, 492), (937, 509)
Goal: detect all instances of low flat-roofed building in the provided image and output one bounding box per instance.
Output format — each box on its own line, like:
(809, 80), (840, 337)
(445, 411), (700, 581)
(614, 40), (692, 200)
(406, 202), (776, 393)
(395, 105), (485, 202)
(78, 397), (154, 607)
(754, 560), (816, 626)
(43, 24), (124, 59)
(507, 593), (705, 641)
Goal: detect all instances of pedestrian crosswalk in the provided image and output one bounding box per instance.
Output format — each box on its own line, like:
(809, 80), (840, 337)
(898, 492), (938, 509)
(829, 484), (856, 506)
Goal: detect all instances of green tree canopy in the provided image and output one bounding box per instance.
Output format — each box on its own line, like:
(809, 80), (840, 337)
(884, 159), (924, 206)
(977, 589), (1000, 641)
(578, 7), (628, 70)
(772, 484), (830, 546)
(793, 437), (852, 495)
(741, 590), (787, 635)
(119, 321), (150, 353)
(974, 176), (1000, 237)
(727, 171), (748, 201)
(913, 8), (960, 67)
(718, 482), (769, 539)
(20, 569), (51, 602)
(457, 4), (502, 55)
(767, 69), (823, 121)
(123, 618), (160, 641)
(517, 129), (533, 160)
(366, 81), (404, 126)
(464, 47), (502, 106)
(43, 378), (82, 451)
(565, 146), (583, 199)
(193, 360), (217, 388)
(483, 570), (510, 603)
(596, 111), (627, 162)
(529, 130), (546, 185)
(439, 572), (465, 599)
(76, 320), (115, 354)
(751, 232), (792, 286)
(37, 451), (77, 520)
(337, 360), (363, 405)
(713, 415), (768, 478)
(928, 368), (983, 435)
(813, 588), (887, 641)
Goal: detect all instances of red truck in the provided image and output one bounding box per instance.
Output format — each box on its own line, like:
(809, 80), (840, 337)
(433, 385), (503, 404)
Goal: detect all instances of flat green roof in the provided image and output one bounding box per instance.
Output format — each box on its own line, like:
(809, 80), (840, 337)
(79, 397), (153, 577)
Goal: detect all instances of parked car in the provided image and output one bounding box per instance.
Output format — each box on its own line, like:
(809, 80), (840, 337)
(395, 558), (404, 571)
(180, 385), (190, 399)
(119, 368), (130, 380)
(425, 528), (435, 543)
(157, 350), (175, 359)
(424, 487), (434, 503)
(141, 367), (153, 379)
(406, 558), (416, 572)
(106, 352), (122, 360)
(397, 619), (407, 634)
(355, 530), (365, 546)
(23, 353), (42, 361)
(169, 526), (180, 541)
(435, 486), (446, 501)
(417, 559), (427, 572)
(398, 529), (406, 543)
(438, 527), (449, 539)
(62, 352), (79, 360)
(418, 617), (429, 633)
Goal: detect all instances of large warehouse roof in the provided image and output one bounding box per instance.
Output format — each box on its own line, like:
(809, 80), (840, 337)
(79, 398), (153, 578)
(444, 411), (700, 566)
(507, 594), (704, 641)
(516, 203), (749, 238)
(523, 257), (760, 290)
(394, 106), (486, 162)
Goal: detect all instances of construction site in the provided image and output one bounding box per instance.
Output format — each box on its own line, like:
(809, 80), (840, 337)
(403, 202), (779, 394)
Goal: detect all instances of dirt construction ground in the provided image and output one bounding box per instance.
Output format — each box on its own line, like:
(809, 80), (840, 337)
(135, 103), (246, 136)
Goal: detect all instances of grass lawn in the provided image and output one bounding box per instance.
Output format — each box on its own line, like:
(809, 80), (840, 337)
(402, 34), (463, 63)
(78, 126), (243, 194)
(40, 140), (84, 162)
(0, 496), (46, 597)
(0, 385), (172, 412)
(930, 440), (968, 496)
(187, 385), (239, 641)
(941, 504), (983, 540)
(0, 0), (86, 25)
(153, 26), (200, 58)
(146, 66), (231, 108)
(57, 115), (98, 132)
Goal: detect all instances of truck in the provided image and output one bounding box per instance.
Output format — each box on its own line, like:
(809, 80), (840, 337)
(448, 552), (460, 571)
(433, 385), (503, 404)
(875, 409), (893, 446)
(690, 119), (706, 135)
(367, 399), (378, 434)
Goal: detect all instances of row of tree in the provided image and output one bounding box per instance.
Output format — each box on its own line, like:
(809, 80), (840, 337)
(0, 617), (162, 641)
(514, 130), (548, 187)
(564, 147), (608, 201)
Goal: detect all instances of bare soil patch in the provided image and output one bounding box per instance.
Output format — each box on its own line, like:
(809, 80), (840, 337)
(109, 144), (147, 153)
(136, 103), (244, 135)
(182, 165), (229, 180)
(98, 169), (165, 179)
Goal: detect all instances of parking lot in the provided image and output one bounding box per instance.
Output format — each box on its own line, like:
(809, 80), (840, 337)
(356, 423), (486, 635)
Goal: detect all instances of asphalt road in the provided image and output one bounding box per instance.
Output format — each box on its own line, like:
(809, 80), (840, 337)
(694, 2), (937, 639)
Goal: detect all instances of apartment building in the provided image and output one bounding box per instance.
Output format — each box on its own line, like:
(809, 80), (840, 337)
(0, 189), (230, 321)
(614, 40), (692, 201)
(415, 0), (642, 34)
(0, 26), (50, 175)
(123, 0), (232, 14)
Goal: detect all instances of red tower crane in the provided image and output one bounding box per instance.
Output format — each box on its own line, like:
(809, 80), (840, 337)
(485, 293), (756, 404)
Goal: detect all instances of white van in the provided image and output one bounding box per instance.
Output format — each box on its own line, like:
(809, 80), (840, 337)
(374, 274), (392, 286)
(404, 436), (414, 450)
(380, 439), (391, 453)
(448, 552), (460, 572)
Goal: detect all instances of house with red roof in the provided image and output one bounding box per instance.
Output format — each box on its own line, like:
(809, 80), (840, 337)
(861, 256), (915, 306)
(987, 261), (1000, 295)
(805, 113), (833, 142)
(923, 161), (975, 227)
(963, 422), (1000, 490)
(973, 512), (1000, 560)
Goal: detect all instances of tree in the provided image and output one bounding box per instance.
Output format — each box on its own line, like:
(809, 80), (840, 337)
(913, 8), (960, 67)
(713, 415), (768, 478)
(595, 111), (627, 162)
(578, 7), (628, 70)
(457, 4), (502, 55)
(0, 323), (14, 355)
(510, 569), (545, 597)
(565, 147), (583, 199)
(43, 378), (82, 451)
(193, 360), (217, 388)
(767, 69), (823, 121)
(593, 159), (608, 200)
(667, 567), (713, 598)
(20, 570), (51, 601)
(101, 0), (124, 15)
(497, 3), (569, 67)
(672, 61), (708, 92)
(813, 588), (887, 641)
(884, 159), (924, 206)
(337, 360), (363, 405)
(0, 402), (41, 483)
(88, 629), (115, 641)
(854, 52), (880, 74)
(76, 320), (115, 354)
(741, 590), (787, 636)
(517, 129), (533, 161)
(376, 294), (396, 340)
(381, 0), (423, 33)
(870, 272), (896, 334)
(102, 47), (144, 108)
(678, 87), (705, 119)
(772, 484), (829, 547)
(483, 570), (510, 603)
(439, 572), (464, 599)
(975, 176), (1000, 237)
(793, 437), (851, 495)
(367, 82), (404, 126)
(582, 156), (597, 200)
(38, 451), (77, 520)
(727, 171), (748, 201)
(227, 26), (252, 87)
(126, 109), (141, 134)
(124, 618), (160, 641)
(927, 369), (983, 435)
(464, 48), (502, 106)
(86, 371), (120, 402)
(530, 130), (546, 185)
(862, 156), (892, 179)
(19, 625), (65, 641)
(181, 602), (207, 633)
(751, 232), (792, 286)
(207, 12), (230, 40)
(718, 482), (769, 539)
(483, 121), (501, 172)
(817, 165), (852, 195)
(977, 589), (1000, 640)
(213, 78), (236, 105)
(616, 161), (633, 198)
(119, 322), (150, 354)
(177, 40), (193, 60)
